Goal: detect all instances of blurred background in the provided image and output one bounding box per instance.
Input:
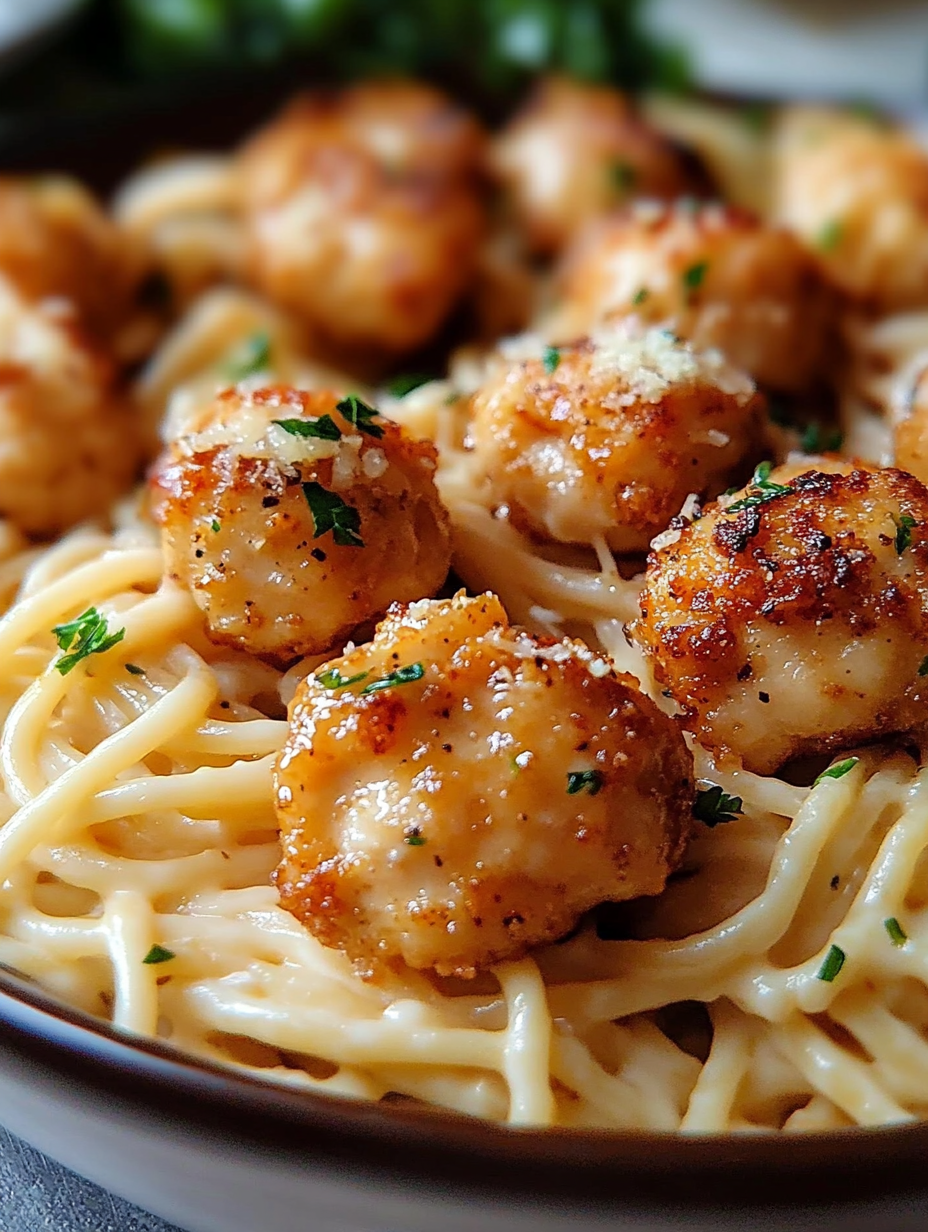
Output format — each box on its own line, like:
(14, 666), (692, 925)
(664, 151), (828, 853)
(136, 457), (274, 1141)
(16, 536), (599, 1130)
(0, 0), (927, 184)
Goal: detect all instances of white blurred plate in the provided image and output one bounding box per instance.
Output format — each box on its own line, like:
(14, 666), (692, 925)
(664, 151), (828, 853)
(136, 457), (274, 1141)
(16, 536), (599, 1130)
(0, 0), (87, 70)
(644, 0), (928, 106)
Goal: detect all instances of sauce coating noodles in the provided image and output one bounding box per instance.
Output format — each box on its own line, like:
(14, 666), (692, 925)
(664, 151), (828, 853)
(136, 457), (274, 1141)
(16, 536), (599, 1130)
(3, 94), (928, 1134)
(0, 354), (925, 1131)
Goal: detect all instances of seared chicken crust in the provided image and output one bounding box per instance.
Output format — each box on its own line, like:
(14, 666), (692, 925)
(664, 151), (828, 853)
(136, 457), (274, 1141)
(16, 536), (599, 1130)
(275, 592), (693, 977)
(631, 461), (928, 773)
(469, 325), (761, 552)
(150, 385), (451, 659)
(552, 200), (836, 393)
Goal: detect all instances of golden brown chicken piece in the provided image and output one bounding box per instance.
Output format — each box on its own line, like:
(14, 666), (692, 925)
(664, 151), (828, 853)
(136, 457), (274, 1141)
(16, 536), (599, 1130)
(489, 76), (700, 256)
(236, 82), (486, 356)
(550, 200), (836, 393)
(469, 325), (762, 552)
(774, 105), (928, 312)
(275, 592), (693, 978)
(149, 385), (451, 660)
(0, 177), (136, 342)
(630, 460), (928, 774)
(0, 284), (139, 537)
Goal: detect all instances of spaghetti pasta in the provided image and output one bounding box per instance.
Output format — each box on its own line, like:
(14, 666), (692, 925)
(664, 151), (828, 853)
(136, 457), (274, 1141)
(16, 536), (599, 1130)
(1, 376), (927, 1132)
(3, 84), (928, 1137)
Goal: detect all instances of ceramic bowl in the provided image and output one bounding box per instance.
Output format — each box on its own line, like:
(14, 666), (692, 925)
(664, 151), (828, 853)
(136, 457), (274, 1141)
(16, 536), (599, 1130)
(1, 966), (927, 1232)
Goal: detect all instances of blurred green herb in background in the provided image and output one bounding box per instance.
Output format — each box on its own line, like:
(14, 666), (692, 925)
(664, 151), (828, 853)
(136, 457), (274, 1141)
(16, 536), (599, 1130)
(114, 0), (688, 104)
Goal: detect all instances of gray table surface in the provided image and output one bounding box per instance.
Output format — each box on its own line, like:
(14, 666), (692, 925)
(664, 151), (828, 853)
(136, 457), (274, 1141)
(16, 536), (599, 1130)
(0, 1125), (183, 1232)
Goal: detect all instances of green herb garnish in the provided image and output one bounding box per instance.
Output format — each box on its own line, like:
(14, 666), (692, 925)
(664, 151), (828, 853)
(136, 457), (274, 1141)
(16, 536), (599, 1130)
(317, 668), (370, 691)
(404, 831), (427, 846)
(566, 769), (604, 796)
(125, 664), (145, 677)
(893, 513), (917, 556)
(817, 219), (843, 252)
(543, 345), (561, 374)
(210, 518), (221, 532)
(273, 416), (341, 441)
(387, 373), (431, 398)
(225, 331), (271, 380)
(800, 422), (843, 454)
(724, 461), (792, 514)
(682, 260), (708, 293)
(52, 608), (126, 676)
(302, 483), (363, 547)
(741, 102), (772, 134)
(610, 161), (636, 193)
(919, 656), (928, 677)
(142, 944), (175, 965)
(816, 944), (845, 983)
(767, 396), (793, 428)
(359, 662), (425, 694)
(335, 394), (384, 439)
(813, 757), (859, 787)
(884, 917), (908, 947)
(693, 784), (743, 827)
(632, 287), (649, 306)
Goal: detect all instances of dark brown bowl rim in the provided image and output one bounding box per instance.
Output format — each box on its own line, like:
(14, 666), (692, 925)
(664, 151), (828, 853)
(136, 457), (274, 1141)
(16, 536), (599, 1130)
(1, 964), (927, 1216)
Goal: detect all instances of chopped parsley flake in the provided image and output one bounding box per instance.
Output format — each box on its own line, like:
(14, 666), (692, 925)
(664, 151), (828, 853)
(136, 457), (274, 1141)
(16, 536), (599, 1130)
(724, 461), (792, 514)
(884, 917), (908, 947)
(125, 663), (145, 677)
(210, 518), (221, 532)
(335, 394), (384, 439)
(387, 373), (431, 398)
(919, 656), (928, 677)
(273, 415), (341, 441)
(359, 662), (425, 694)
(611, 161), (636, 192)
(800, 422), (843, 454)
(225, 331), (271, 380)
(52, 608), (126, 676)
(142, 944), (175, 965)
(302, 483), (364, 547)
(632, 287), (649, 306)
(767, 397), (793, 428)
(816, 944), (845, 983)
(817, 220), (843, 252)
(893, 512), (917, 556)
(566, 769), (603, 796)
(542, 345), (561, 374)
(813, 757), (859, 786)
(693, 784), (743, 827)
(317, 667), (370, 691)
(741, 102), (772, 134)
(682, 260), (708, 293)
(404, 831), (427, 846)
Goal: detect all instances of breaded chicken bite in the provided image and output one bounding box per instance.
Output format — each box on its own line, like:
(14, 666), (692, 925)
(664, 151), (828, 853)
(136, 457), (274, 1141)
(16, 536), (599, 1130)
(469, 326), (762, 552)
(0, 285), (139, 537)
(551, 201), (836, 393)
(275, 592), (693, 977)
(774, 106), (928, 312)
(895, 363), (928, 484)
(630, 460), (928, 774)
(323, 79), (486, 181)
(150, 385), (451, 660)
(0, 177), (135, 342)
(489, 76), (699, 256)
(236, 83), (486, 355)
